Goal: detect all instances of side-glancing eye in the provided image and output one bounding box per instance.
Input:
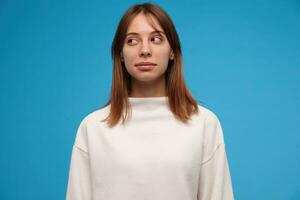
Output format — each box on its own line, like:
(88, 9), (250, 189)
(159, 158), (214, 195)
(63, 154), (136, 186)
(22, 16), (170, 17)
(126, 38), (139, 45)
(151, 36), (163, 44)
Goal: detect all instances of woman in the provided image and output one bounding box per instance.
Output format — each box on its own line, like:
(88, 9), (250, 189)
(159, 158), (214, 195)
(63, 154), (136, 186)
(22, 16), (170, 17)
(66, 2), (234, 200)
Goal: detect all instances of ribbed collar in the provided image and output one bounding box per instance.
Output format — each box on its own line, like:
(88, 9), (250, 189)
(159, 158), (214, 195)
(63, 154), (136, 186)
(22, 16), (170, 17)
(128, 96), (169, 111)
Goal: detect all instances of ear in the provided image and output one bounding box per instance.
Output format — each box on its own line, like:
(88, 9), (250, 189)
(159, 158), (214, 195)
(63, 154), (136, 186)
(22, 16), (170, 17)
(170, 50), (174, 60)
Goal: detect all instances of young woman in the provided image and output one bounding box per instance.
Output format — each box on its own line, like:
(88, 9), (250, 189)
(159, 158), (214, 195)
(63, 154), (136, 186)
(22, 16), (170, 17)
(66, 3), (234, 200)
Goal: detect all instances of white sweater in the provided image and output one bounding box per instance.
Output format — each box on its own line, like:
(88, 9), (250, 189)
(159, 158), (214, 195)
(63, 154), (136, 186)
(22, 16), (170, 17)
(66, 96), (234, 200)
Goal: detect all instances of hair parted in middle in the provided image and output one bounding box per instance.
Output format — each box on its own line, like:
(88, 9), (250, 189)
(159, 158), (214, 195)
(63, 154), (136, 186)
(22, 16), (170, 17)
(102, 2), (200, 127)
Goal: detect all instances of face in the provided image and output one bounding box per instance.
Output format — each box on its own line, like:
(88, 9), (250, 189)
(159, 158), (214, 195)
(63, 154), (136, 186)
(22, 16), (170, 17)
(121, 12), (174, 83)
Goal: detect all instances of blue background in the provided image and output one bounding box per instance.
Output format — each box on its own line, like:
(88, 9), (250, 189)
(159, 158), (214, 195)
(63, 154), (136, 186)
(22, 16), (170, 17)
(1, 0), (299, 199)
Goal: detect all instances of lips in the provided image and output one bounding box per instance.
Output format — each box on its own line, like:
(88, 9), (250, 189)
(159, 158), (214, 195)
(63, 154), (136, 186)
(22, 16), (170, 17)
(134, 62), (157, 71)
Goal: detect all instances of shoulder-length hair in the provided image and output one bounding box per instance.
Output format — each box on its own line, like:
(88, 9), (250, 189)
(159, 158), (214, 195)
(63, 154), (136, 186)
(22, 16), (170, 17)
(102, 2), (200, 127)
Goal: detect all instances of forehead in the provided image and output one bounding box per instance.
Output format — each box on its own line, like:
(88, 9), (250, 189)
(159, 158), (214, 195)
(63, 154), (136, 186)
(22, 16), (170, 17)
(126, 12), (163, 34)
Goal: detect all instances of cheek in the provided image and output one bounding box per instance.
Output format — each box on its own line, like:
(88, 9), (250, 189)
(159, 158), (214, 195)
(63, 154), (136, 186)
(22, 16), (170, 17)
(122, 49), (137, 76)
(156, 48), (172, 66)
(122, 48), (136, 65)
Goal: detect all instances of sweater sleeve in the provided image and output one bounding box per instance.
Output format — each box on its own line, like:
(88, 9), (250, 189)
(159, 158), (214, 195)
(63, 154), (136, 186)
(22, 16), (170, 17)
(197, 112), (234, 200)
(66, 120), (92, 200)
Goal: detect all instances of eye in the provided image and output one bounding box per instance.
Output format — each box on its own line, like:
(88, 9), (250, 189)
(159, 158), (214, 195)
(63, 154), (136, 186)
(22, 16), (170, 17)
(151, 36), (163, 44)
(126, 38), (139, 45)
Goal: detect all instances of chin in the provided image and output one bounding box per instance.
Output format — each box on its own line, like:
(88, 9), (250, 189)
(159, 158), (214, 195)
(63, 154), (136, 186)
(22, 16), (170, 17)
(136, 78), (157, 82)
(137, 74), (166, 83)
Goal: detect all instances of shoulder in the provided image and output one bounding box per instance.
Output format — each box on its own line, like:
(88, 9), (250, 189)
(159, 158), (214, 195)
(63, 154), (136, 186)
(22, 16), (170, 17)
(196, 104), (225, 146)
(196, 104), (225, 142)
(196, 104), (221, 125)
(73, 105), (110, 151)
(79, 104), (111, 127)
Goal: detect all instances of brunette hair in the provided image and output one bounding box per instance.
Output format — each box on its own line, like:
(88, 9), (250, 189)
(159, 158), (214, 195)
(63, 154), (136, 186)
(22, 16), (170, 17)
(102, 2), (200, 127)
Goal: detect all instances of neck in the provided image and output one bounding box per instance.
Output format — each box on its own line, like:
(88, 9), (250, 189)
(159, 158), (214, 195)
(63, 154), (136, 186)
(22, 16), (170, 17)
(129, 76), (166, 97)
(128, 96), (169, 111)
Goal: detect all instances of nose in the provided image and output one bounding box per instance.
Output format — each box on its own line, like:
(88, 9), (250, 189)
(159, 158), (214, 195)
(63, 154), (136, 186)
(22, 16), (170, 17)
(139, 42), (152, 58)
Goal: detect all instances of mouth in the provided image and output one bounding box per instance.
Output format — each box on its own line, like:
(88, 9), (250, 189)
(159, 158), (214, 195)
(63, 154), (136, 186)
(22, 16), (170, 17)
(134, 62), (157, 71)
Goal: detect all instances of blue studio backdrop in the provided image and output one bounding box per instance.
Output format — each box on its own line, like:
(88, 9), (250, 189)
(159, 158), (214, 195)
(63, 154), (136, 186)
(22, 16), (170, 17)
(0, 0), (299, 199)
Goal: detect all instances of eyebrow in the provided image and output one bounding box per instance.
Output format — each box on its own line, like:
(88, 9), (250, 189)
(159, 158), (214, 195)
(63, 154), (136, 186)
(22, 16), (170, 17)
(125, 30), (166, 37)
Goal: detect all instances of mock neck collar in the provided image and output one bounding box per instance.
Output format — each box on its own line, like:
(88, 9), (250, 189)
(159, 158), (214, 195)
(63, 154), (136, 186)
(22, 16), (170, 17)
(128, 96), (169, 110)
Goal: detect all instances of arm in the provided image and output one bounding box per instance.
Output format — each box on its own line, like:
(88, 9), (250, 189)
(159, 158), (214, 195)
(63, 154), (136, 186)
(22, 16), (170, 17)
(197, 143), (234, 200)
(197, 111), (234, 200)
(66, 120), (92, 200)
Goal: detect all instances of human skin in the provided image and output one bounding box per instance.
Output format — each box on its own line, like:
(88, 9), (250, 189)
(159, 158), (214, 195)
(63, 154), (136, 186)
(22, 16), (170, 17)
(121, 12), (174, 97)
